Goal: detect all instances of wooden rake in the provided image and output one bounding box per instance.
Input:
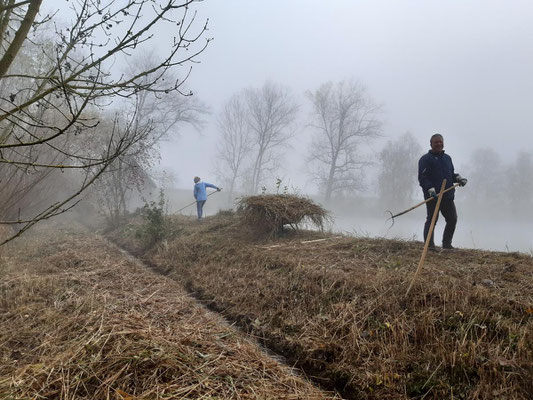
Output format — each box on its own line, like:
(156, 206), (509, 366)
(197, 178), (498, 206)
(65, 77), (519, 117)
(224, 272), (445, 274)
(176, 189), (222, 213)
(385, 182), (461, 229)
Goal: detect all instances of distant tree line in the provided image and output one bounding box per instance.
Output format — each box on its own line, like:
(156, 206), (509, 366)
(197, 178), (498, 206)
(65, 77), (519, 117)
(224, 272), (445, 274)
(213, 80), (533, 222)
(460, 149), (533, 219)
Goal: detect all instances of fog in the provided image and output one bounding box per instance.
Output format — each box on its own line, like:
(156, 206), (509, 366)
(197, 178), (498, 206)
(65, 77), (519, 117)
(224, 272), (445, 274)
(160, 0), (533, 183)
(147, 1), (532, 253)
(332, 209), (533, 255)
(42, 1), (532, 253)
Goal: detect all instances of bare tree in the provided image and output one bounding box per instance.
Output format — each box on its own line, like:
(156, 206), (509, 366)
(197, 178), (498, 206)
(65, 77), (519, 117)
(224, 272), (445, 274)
(0, 0), (210, 245)
(131, 52), (209, 141)
(245, 81), (298, 194)
(306, 80), (382, 201)
(90, 111), (153, 228)
(462, 147), (505, 210)
(505, 152), (533, 218)
(213, 92), (252, 199)
(378, 132), (422, 208)
(93, 60), (209, 228)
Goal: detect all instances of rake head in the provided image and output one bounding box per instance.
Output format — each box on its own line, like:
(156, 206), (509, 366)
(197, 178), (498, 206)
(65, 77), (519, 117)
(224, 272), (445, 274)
(385, 210), (395, 232)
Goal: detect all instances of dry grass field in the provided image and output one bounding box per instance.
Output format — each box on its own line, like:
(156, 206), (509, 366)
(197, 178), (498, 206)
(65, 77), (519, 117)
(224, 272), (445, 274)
(111, 211), (533, 399)
(0, 223), (339, 399)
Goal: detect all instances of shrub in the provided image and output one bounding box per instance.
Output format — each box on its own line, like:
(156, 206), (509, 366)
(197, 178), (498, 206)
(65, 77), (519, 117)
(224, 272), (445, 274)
(136, 189), (168, 247)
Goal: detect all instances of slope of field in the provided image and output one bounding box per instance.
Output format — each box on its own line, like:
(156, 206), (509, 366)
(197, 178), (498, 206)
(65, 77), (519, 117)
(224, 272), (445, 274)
(0, 223), (339, 399)
(113, 212), (533, 399)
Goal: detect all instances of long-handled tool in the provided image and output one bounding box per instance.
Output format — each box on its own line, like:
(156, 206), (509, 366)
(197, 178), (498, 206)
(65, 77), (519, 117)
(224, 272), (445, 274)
(386, 182), (461, 228)
(176, 189), (222, 213)
(405, 179), (447, 297)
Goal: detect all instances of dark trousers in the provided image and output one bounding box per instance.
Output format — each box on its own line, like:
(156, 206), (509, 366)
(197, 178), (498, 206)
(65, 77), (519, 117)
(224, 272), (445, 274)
(423, 198), (457, 247)
(196, 200), (206, 219)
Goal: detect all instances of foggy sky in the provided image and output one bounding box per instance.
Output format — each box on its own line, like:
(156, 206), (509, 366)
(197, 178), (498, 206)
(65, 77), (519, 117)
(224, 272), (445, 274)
(38, 0), (533, 252)
(154, 0), (533, 191)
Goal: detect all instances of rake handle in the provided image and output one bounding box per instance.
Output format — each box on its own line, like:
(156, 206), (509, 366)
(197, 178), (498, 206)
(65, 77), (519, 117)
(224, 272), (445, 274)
(390, 182), (461, 219)
(405, 179), (447, 297)
(176, 189), (221, 213)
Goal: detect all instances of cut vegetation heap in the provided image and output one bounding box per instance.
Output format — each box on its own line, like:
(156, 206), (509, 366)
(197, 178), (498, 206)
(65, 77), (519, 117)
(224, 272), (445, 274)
(237, 194), (329, 237)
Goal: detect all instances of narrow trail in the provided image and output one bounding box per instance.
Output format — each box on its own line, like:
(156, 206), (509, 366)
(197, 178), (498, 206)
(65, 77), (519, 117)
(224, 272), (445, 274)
(107, 237), (344, 399)
(1, 225), (340, 399)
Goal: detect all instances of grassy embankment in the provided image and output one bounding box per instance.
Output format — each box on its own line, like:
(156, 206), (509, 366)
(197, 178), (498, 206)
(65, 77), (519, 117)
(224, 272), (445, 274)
(113, 211), (533, 400)
(0, 223), (339, 399)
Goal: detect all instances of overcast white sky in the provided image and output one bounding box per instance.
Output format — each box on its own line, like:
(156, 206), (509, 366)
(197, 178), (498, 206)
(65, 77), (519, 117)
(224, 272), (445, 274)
(154, 0), (533, 191)
(48, 0), (533, 192)
(41, 0), (532, 251)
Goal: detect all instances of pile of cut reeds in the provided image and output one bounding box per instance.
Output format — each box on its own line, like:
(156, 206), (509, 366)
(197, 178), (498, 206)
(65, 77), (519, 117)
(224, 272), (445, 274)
(237, 194), (329, 237)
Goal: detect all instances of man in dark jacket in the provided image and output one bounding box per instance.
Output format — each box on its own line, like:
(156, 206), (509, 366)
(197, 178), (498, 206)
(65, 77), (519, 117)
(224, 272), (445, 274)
(418, 134), (467, 249)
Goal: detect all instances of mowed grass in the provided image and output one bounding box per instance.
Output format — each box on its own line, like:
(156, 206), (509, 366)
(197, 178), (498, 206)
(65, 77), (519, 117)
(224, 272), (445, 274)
(0, 223), (339, 399)
(114, 212), (533, 399)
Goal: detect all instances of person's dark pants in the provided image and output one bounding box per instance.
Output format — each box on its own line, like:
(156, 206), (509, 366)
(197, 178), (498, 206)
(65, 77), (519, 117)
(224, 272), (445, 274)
(196, 200), (206, 220)
(423, 198), (457, 247)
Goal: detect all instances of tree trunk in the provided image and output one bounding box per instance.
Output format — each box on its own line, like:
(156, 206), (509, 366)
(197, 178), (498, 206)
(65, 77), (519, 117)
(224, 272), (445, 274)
(0, 0), (42, 78)
(324, 152), (338, 201)
(252, 149), (264, 194)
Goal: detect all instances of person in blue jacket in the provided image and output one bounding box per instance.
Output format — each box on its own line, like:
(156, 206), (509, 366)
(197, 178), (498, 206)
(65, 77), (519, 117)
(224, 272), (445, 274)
(418, 134), (467, 249)
(193, 176), (221, 220)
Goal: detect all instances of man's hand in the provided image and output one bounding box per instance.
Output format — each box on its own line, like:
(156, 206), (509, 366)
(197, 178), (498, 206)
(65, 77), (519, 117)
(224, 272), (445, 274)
(428, 187), (438, 200)
(456, 175), (468, 187)
(217, 187), (222, 192)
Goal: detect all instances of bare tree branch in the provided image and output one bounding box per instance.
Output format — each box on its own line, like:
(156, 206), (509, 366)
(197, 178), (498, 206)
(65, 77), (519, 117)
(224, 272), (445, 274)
(0, 0), (210, 244)
(306, 79), (382, 201)
(245, 81), (298, 193)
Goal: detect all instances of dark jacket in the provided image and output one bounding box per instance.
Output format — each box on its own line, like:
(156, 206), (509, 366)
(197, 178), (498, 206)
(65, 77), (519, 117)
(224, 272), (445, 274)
(418, 150), (458, 200)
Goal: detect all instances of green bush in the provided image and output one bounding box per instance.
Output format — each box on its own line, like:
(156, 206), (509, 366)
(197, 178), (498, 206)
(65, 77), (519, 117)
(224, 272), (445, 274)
(136, 189), (168, 247)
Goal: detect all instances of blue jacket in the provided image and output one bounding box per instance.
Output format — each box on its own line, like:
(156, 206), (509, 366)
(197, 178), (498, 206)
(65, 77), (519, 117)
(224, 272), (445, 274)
(194, 182), (218, 201)
(418, 150), (458, 200)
